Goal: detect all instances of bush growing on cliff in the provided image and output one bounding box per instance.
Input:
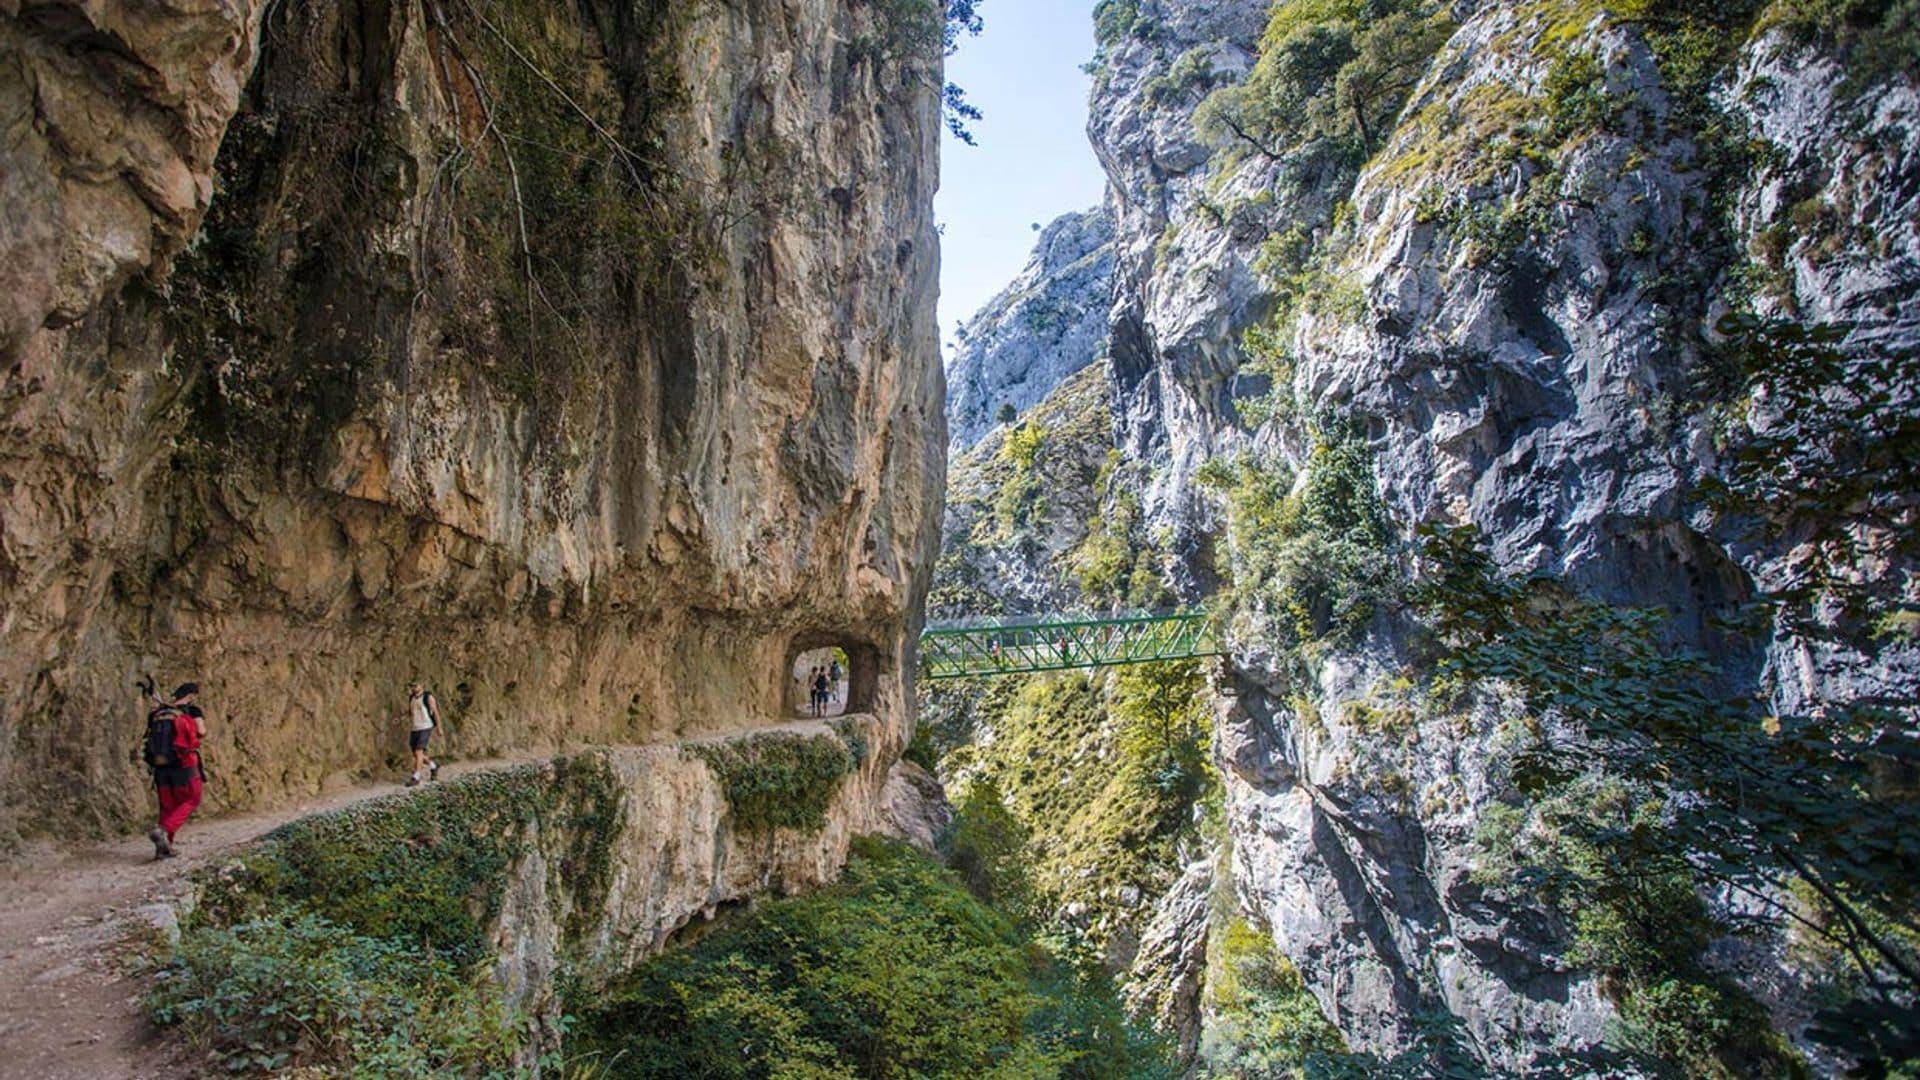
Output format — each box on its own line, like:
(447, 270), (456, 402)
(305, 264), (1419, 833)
(1757, 0), (1920, 84)
(1202, 427), (1398, 656)
(1198, 914), (1346, 1077)
(689, 729), (859, 835)
(148, 758), (628, 1076)
(570, 838), (1174, 1079)
(938, 669), (1216, 964)
(146, 905), (519, 1076)
(867, 0), (985, 142)
(1195, 0), (1454, 165)
(1418, 522), (1919, 1074)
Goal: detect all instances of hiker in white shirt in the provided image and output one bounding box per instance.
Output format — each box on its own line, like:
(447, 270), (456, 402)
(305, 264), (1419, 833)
(406, 682), (441, 787)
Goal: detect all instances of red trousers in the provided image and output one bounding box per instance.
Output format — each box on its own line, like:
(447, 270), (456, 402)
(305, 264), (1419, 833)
(156, 775), (203, 840)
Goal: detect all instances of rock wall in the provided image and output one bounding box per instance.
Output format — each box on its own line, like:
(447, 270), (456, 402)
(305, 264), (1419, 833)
(944, 207), (1114, 451)
(0, 0), (946, 841)
(1073, 0), (1918, 1070)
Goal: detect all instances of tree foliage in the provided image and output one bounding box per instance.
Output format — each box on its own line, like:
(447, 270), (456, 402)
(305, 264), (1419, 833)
(1195, 0), (1454, 165)
(1413, 522), (1920, 1074)
(1202, 425), (1398, 655)
(1694, 314), (1920, 642)
(572, 838), (1174, 1079)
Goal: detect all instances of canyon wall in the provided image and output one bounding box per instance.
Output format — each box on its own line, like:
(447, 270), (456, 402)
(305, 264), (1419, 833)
(942, 0), (1916, 1069)
(0, 0), (945, 842)
(944, 207), (1114, 451)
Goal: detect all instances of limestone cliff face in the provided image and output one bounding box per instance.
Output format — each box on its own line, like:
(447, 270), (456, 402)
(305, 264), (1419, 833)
(943, 207), (1114, 451)
(1081, 0), (1918, 1070)
(0, 0), (945, 842)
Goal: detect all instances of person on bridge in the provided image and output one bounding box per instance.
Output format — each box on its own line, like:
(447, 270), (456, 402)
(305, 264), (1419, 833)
(1056, 633), (1070, 665)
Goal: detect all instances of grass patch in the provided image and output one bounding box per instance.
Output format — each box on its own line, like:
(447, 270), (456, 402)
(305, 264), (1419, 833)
(148, 754), (627, 1075)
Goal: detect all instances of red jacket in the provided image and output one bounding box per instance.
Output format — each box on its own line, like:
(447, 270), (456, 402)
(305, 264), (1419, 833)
(171, 710), (202, 770)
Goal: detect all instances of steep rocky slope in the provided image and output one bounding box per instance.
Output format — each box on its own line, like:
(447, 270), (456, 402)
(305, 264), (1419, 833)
(0, 0), (945, 843)
(931, 362), (1116, 619)
(938, 0), (1917, 1072)
(944, 207), (1115, 451)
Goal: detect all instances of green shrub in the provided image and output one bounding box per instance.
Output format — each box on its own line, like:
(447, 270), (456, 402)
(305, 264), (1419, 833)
(690, 730), (858, 834)
(568, 838), (1174, 1080)
(196, 760), (621, 967)
(1542, 48), (1614, 138)
(1194, 0), (1454, 164)
(1144, 47), (1222, 107)
(1418, 522), (1917, 1074)
(1198, 914), (1346, 1076)
(1002, 419), (1047, 470)
(1208, 429), (1398, 654)
(944, 776), (1038, 921)
(145, 757), (629, 1076)
(934, 669), (1215, 962)
(145, 905), (518, 1077)
(1759, 0), (1920, 86)
(1093, 0), (1143, 45)
(1232, 322), (1298, 430)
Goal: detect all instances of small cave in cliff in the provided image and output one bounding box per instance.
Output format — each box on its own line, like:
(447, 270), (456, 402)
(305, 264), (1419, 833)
(785, 635), (879, 718)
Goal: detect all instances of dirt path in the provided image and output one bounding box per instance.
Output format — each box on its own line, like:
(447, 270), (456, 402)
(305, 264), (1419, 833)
(0, 760), (518, 1080)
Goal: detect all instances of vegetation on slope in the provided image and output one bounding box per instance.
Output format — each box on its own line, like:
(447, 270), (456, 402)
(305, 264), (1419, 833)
(936, 664), (1212, 957)
(569, 837), (1174, 1079)
(146, 758), (627, 1075)
(688, 729), (860, 835)
(939, 363), (1117, 584)
(1195, 0), (1456, 167)
(1196, 881), (1347, 1077)
(1197, 424), (1397, 664)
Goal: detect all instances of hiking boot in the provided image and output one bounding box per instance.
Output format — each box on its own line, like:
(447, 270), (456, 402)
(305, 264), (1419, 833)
(148, 827), (171, 860)
(429, 762), (440, 781)
(406, 774), (420, 787)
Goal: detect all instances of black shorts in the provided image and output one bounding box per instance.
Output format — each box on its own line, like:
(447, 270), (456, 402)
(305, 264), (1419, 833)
(409, 728), (433, 751)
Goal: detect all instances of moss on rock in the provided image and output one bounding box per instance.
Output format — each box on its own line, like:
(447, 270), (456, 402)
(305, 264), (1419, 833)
(689, 729), (859, 835)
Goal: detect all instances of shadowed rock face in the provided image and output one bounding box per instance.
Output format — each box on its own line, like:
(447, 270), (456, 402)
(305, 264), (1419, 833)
(1079, 0), (1919, 1069)
(0, 0), (946, 840)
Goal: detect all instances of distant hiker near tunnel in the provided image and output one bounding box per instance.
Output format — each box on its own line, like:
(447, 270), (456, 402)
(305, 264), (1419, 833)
(791, 643), (864, 718)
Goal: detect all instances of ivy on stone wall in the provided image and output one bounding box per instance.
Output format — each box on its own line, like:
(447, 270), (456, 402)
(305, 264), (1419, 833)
(689, 729), (858, 835)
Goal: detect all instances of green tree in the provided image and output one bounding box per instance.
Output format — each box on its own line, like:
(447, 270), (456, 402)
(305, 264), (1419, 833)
(572, 839), (1174, 1079)
(1112, 660), (1209, 807)
(1195, 0), (1454, 164)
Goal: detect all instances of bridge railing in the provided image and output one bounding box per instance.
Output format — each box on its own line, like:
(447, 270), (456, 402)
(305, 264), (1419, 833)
(918, 610), (1220, 679)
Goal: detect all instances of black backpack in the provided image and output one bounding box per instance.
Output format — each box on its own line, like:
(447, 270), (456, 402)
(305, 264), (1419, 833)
(143, 707), (179, 769)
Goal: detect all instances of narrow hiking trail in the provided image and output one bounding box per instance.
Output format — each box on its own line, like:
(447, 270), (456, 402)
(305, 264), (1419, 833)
(0, 760), (521, 1080)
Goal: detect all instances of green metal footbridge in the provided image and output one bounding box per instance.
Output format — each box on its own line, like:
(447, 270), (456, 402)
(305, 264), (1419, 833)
(918, 610), (1221, 679)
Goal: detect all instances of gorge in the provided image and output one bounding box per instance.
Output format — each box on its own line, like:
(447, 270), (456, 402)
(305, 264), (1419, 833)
(0, 0), (1915, 1077)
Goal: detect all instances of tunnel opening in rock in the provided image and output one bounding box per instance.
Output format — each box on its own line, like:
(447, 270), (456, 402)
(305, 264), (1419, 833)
(786, 635), (879, 718)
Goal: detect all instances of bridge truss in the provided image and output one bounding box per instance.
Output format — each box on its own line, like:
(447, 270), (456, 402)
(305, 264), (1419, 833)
(919, 611), (1220, 679)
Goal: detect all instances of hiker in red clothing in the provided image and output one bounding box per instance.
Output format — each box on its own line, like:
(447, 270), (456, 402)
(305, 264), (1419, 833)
(143, 682), (205, 859)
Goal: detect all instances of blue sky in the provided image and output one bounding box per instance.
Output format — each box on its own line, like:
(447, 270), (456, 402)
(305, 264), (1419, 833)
(935, 1), (1110, 346)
